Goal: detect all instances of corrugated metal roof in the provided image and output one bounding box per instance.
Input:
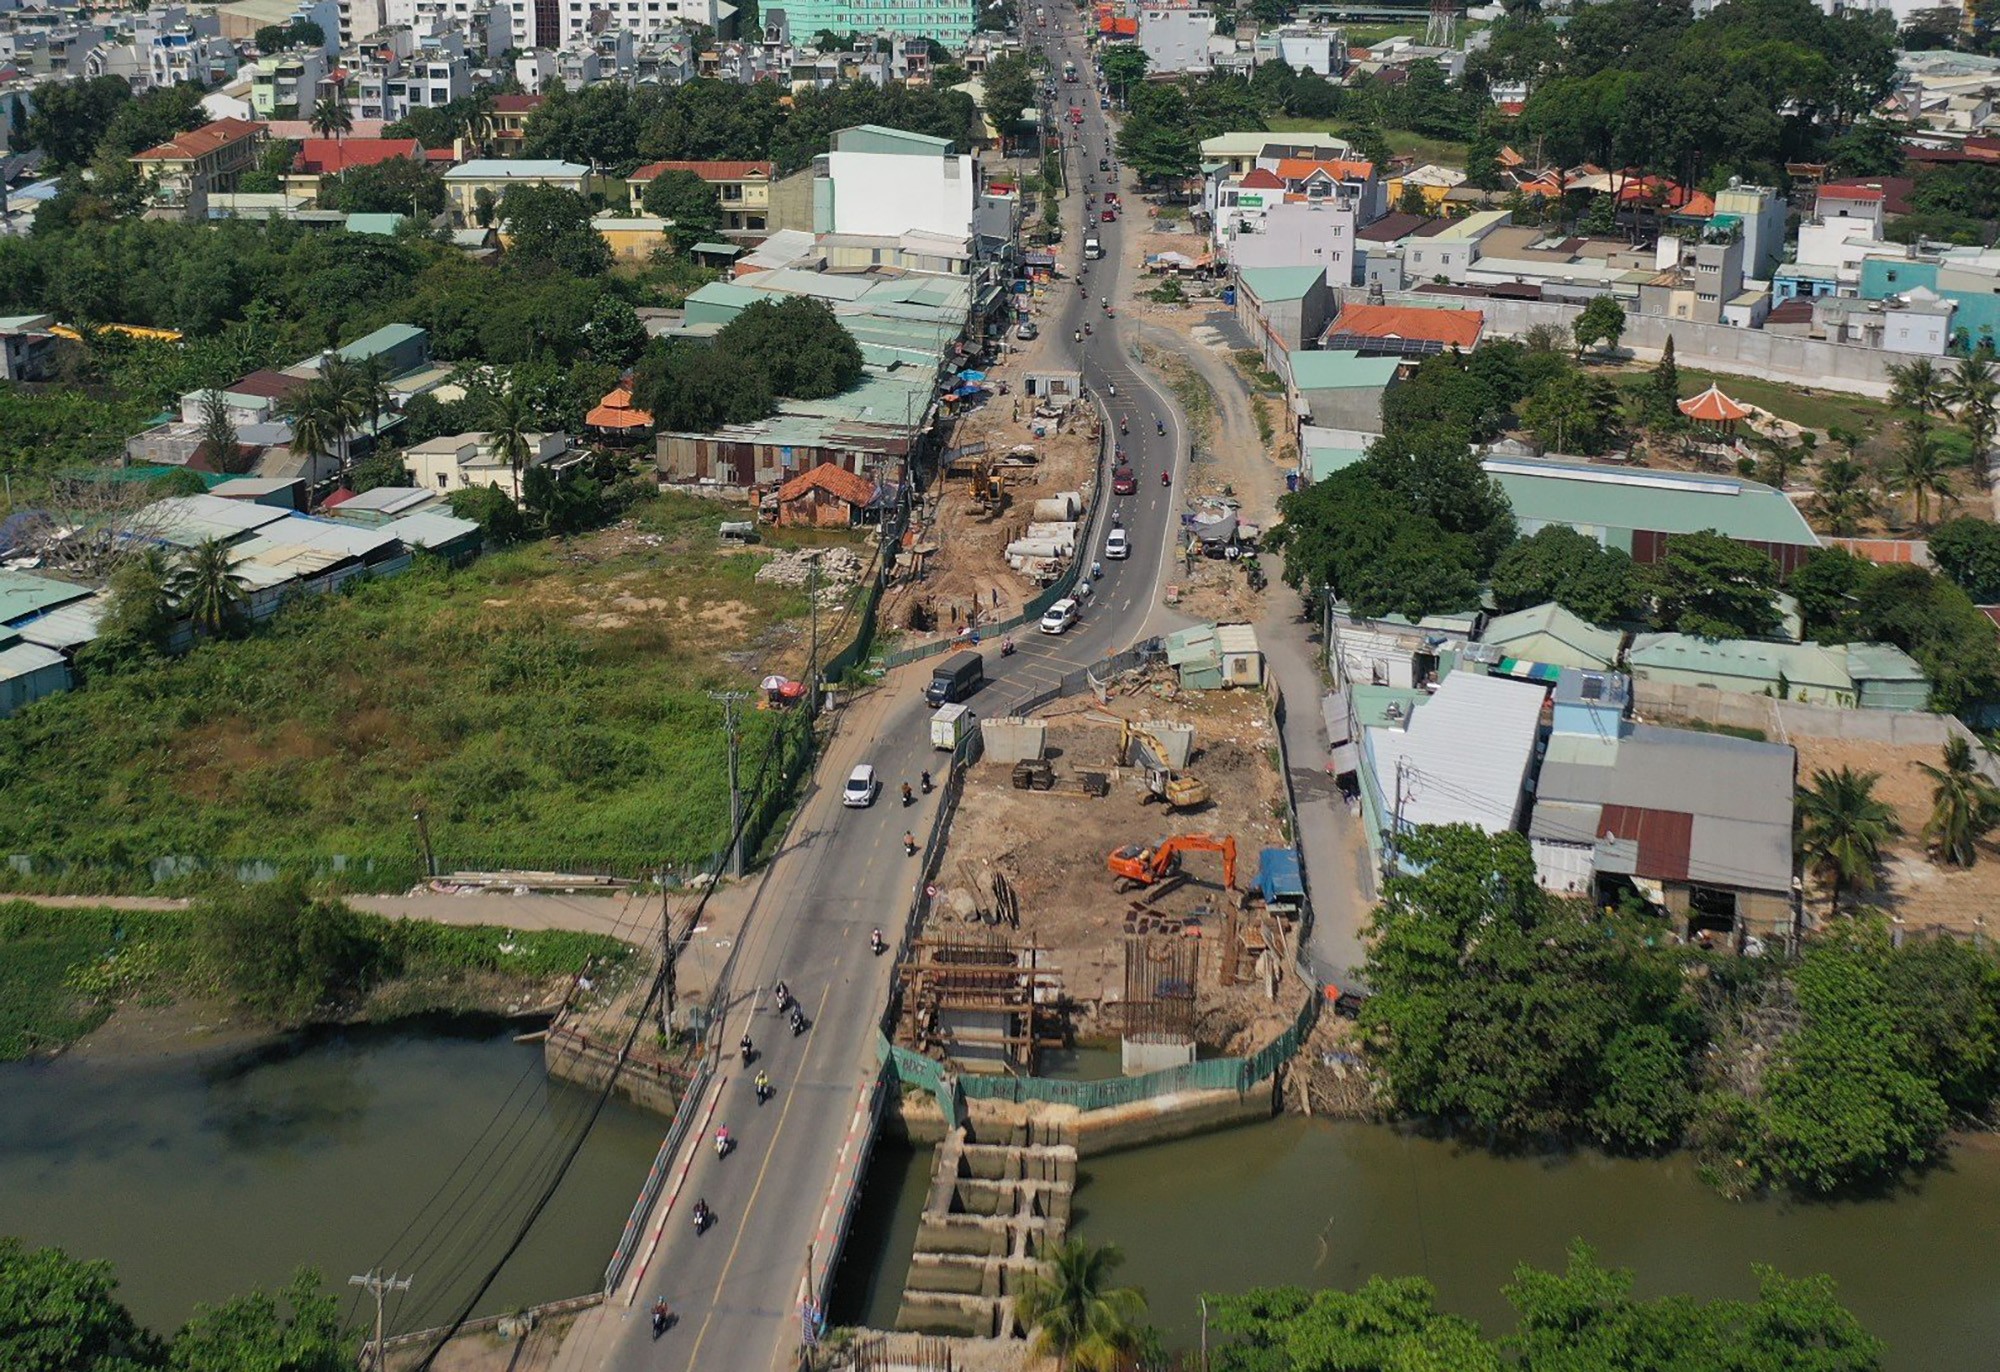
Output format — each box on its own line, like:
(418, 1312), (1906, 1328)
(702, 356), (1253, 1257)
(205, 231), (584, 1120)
(1843, 641), (1927, 683)
(1366, 672), (1545, 835)
(1483, 603), (1622, 669)
(0, 570), (92, 625)
(1628, 633), (1849, 691)
(1487, 457), (1820, 548)
(379, 511), (480, 549)
(146, 494), (293, 547)
(1215, 623), (1261, 654)
(1237, 265), (1325, 303)
(1289, 349), (1399, 391)
(337, 486), (439, 515)
(0, 639), (64, 680)
(15, 598), (106, 651)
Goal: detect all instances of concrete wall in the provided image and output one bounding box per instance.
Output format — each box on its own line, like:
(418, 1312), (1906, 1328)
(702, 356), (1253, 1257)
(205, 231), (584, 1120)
(826, 149), (974, 239)
(980, 717), (1047, 763)
(888, 1079), (1275, 1156)
(1339, 288), (1899, 398)
(1632, 679), (1953, 745)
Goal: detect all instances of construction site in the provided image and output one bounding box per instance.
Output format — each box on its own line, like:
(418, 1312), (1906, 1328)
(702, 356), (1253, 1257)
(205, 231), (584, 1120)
(892, 670), (1306, 1080)
(886, 338), (1103, 637)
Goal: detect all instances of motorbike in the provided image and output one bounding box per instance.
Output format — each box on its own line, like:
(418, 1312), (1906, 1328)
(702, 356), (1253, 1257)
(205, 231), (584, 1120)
(870, 928), (887, 956)
(789, 1008), (809, 1037)
(1084, 322), (1092, 336)
(904, 831), (919, 856)
(651, 1304), (672, 1339)
(901, 782), (915, 807)
(738, 1035), (754, 1066)
(1073, 330), (1082, 344)
(692, 1201), (711, 1234)
(774, 981), (791, 1012)
(1161, 470), (1171, 486)
(1119, 417), (1127, 434)
(1000, 637), (1016, 657)
(1156, 418), (1165, 435)
(754, 1073), (772, 1104)
(715, 1129), (734, 1160)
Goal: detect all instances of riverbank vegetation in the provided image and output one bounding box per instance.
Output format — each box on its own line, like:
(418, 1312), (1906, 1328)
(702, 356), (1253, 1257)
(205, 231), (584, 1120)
(0, 888), (632, 1059)
(0, 1237), (350, 1369)
(1360, 826), (2000, 1200)
(1204, 1241), (1882, 1370)
(0, 494), (827, 889)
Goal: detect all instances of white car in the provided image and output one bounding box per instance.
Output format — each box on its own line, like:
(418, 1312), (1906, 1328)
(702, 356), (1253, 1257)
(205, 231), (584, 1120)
(842, 764), (878, 808)
(1104, 528), (1129, 560)
(1040, 598), (1079, 634)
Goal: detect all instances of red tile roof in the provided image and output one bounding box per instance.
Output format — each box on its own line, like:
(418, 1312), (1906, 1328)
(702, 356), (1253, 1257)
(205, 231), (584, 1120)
(229, 369), (311, 400)
(489, 94), (545, 113)
(133, 118), (262, 162)
(1326, 303), (1483, 349)
(1823, 176), (1914, 215)
(586, 387), (653, 431)
(1274, 157), (1375, 181)
(1765, 299), (1814, 325)
(1819, 184), (1884, 203)
(777, 461), (876, 507)
(1238, 168), (1285, 190)
(629, 159), (774, 183)
(295, 138), (421, 175)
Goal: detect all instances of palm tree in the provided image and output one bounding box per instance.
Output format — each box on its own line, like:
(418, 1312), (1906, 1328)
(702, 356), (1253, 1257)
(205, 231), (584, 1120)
(1889, 422), (1957, 529)
(102, 547), (178, 647)
(351, 355), (392, 461)
(315, 358), (367, 475)
(1888, 356), (1945, 419)
(1013, 1239), (1146, 1372)
(483, 383), (534, 504)
(173, 538), (249, 638)
(1948, 354), (2000, 490)
(310, 94), (353, 142)
(279, 384), (336, 487)
(1918, 735), (2000, 867)
(1798, 767), (1902, 913)
(1813, 456), (1873, 535)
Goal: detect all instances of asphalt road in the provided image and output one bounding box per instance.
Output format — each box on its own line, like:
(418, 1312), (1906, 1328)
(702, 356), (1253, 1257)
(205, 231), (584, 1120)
(560, 22), (1179, 1371)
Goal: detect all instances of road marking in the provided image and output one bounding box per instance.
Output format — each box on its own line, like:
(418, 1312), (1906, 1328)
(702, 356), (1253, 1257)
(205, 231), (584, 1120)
(679, 977), (837, 1371)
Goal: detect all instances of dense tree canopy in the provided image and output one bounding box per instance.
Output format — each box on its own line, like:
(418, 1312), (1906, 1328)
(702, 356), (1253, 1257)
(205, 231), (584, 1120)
(641, 169), (722, 250)
(631, 295), (861, 433)
(1490, 524), (1645, 624)
(1792, 549), (2000, 713)
(1647, 530), (1782, 639)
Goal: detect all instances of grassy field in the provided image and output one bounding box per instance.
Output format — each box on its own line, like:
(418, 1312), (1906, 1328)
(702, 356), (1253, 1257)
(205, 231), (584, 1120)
(0, 899), (633, 1058)
(0, 493), (851, 889)
(1263, 117), (1469, 169)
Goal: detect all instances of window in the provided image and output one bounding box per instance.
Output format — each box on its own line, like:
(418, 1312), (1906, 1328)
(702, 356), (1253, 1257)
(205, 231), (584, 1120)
(437, 473), (449, 488)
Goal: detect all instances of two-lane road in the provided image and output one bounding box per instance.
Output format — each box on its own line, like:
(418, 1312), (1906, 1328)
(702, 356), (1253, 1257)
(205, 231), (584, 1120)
(559, 20), (1176, 1372)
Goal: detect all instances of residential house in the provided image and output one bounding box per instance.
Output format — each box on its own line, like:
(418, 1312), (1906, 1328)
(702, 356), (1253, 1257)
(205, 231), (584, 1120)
(1477, 602), (1623, 672)
(1627, 634), (1929, 710)
(403, 430), (569, 500)
(482, 92), (541, 153)
(1136, 0), (1215, 73)
(1200, 130), (1347, 179)
(1233, 265), (1331, 366)
(1529, 669), (1797, 941)
(774, 461), (876, 527)
(588, 215), (671, 261)
(289, 137), (422, 187)
(1384, 164), (1464, 213)
(626, 159), (776, 231)
(1286, 350), (1398, 433)
(0, 636), (68, 717)
(1320, 301), (1483, 357)
(0, 313), (56, 381)
(131, 117), (265, 219)
(1270, 24), (1348, 76)
(441, 158), (594, 224)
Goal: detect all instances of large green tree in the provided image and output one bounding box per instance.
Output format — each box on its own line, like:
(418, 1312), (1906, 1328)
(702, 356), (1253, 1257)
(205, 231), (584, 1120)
(0, 1237), (158, 1372)
(1647, 529), (1782, 639)
(640, 169), (723, 251)
(1489, 524), (1643, 624)
(166, 1270), (346, 1372)
(1927, 515), (2000, 601)
(499, 185), (611, 277)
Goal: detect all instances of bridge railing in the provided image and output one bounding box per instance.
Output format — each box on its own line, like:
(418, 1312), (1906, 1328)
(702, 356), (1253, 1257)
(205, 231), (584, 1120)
(603, 1054), (714, 1294)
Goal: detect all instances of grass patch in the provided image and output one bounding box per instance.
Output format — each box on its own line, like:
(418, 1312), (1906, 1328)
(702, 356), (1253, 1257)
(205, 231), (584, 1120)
(0, 898), (633, 1058)
(1232, 348), (1284, 392)
(1262, 118), (1469, 168)
(1610, 366), (1903, 438)
(0, 492), (846, 889)
(1146, 345), (1217, 450)
(1252, 395), (1277, 446)
(1672, 719), (1769, 743)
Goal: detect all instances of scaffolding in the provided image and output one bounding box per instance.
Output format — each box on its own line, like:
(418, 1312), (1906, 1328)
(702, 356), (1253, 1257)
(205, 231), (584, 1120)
(1116, 933), (1199, 1043)
(896, 932), (1065, 1074)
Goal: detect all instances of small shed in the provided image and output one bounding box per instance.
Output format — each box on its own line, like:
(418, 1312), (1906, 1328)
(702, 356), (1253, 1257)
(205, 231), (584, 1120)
(1843, 641), (1929, 711)
(1164, 623), (1224, 690)
(1480, 602), (1622, 672)
(1216, 622), (1264, 686)
(0, 638), (71, 716)
(774, 462), (877, 528)
(1025, 368), (1082, 399)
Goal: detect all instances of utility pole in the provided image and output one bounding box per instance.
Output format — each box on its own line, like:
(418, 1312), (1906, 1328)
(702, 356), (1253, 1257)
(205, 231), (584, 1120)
(1385, 757), (1409, 884)
(348, 1270), (411, 1372)
(659, 886), (675, 1039)
(707, 690), (750, 878)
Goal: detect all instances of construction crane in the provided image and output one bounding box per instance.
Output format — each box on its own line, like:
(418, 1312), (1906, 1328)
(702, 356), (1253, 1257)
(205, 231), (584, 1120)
(1107, 833), (1238, 892)
(1118, 719), (1209, 810)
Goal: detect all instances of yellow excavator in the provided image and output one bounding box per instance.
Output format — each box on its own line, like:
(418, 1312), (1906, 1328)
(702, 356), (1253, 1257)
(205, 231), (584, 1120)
(969, 453), (1006, 514)
(1119, 719), (1209, 809)
(1107, 833), (1238, 892)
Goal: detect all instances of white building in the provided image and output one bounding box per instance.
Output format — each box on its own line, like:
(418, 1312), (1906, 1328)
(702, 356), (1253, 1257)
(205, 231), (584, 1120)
(1270, 24), (1345, 76)
(1218, 195), (1355, 280)
(1365, 670), (1547, 856)
(404, 431), (570, 500)
(816, 122), (974, 241)
(1137, 2), (1214, 73)
(499, 0), (724, 51)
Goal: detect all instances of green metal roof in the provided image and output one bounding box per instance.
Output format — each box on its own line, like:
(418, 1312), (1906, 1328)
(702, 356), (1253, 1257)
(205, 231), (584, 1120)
(1288, 348), (1398, 391)
(1628, 633), (1850, 690)
(344, 213), (405, 236)
(1843, 641), (1927, 683)
(834, 123), (955, 156)
(0, 570), (93, 626)
(1486, 457), (1820, 549)
(1482, 602), (1622, 665)
(337, 323), (425, 361)
(1237, 266), (1325, 303)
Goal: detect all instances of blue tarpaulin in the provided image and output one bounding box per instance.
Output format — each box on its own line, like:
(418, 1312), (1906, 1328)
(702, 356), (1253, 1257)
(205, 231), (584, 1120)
(1258, 847), (1304, 906)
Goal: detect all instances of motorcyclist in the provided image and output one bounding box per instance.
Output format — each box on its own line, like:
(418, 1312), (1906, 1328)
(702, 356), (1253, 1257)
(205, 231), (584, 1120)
(738, 1032), (753, 1064)
(921, 770), (933, 792)
(754, 1069), (772, 1101)
(715, 1125), (732, 1156)
(774, 979), (790, 1009)
(1119, 416), (1127, 434)
(904, 830), (918, 854)
(870, 927), (886, 954)
(901, 781), (914, 806)
(1156, 417), (1165, 435)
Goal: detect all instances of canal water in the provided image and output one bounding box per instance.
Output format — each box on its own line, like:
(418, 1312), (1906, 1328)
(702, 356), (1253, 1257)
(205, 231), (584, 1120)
(0, 1017), (663, 1337)
(832, 1117), (2000, 1370)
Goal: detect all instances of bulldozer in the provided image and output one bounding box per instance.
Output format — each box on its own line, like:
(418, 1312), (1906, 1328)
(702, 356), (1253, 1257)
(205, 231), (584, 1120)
(969, 453), (1006, 515)
(1118, 719), (1209, 810)
(1107, 833), (1238, 892)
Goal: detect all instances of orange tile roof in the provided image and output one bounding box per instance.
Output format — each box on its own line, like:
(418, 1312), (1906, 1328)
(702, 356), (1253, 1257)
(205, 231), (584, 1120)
(1677, 383), (1749, 423)
(629, 159), (774, 183)
(1274, 157), (1375, 181)
(133, 118), (262, 162)
(777, 461), (876, 507)
(586, 387), (653, 431)
(1239, 168), (1285, 189)
(1327, 303), (1484, 349)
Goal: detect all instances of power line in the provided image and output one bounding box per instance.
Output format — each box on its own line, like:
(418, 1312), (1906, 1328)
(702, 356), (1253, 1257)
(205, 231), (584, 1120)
(349, 1270), (411, 1372)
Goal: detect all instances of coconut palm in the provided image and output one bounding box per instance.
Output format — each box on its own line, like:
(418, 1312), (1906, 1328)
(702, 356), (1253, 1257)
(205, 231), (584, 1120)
(102, 547), (179, 647)
(315, 359), (367, 475)
(1888, 422), (1957, 529)
(279, 384), (336, 486)
(1798, 766), (1902, 912)
(1919, 735), (2000, 867)
(357, 354), (392, 447)
(1949, 354), (2000, 490)
(1888, 356), (1946, 419)
(483, 382), (534, 503)
(173, 537), (249, 638)
(310, 94), (353, 142)
(1813, 456), (1873, 535)
(1013, 1239), (1146, 1372)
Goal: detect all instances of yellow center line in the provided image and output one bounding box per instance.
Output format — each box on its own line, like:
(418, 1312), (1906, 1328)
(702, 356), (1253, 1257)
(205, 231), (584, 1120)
(680, 976), (839, 1370)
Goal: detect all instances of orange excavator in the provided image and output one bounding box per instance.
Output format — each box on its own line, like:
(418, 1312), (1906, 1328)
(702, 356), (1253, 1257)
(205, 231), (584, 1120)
(1107, 834), (1238, 892)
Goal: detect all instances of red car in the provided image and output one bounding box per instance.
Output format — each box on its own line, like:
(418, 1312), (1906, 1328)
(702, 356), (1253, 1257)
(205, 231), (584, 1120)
(1105, 192), (1120, 207)
(1101, 208), (1117, 222)
(1112, 466), (1137, 494)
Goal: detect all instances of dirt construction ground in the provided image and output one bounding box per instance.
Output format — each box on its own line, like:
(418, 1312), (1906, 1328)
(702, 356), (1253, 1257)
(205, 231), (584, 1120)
(1793, 734), (2000, 938)
(925, 672), (1305, 1057)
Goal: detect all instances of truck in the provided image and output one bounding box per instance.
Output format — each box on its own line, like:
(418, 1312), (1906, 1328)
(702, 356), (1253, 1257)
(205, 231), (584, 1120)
(925, 650), (985, 706)
(1062, 59), (1077, 82)
(931, 702), (974, 751)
